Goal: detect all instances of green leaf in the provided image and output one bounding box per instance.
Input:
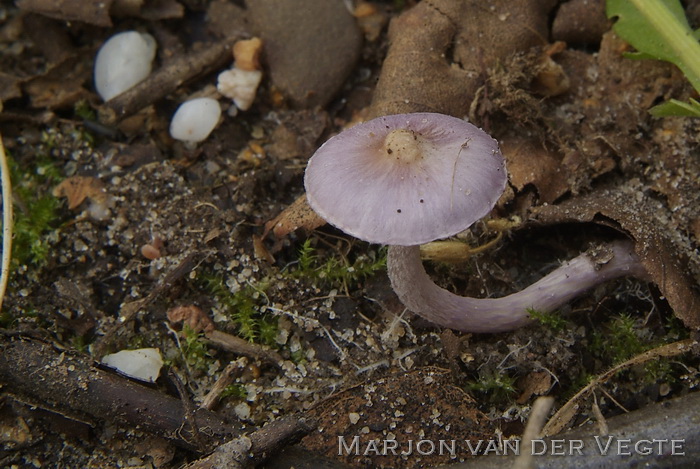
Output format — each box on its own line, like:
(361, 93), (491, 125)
(607, 0), (700, 93)
(649, 98), (700, 117)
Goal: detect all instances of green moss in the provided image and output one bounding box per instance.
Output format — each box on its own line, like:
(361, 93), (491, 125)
(528, 307), (568, 332)
(290, 347), (307, 365)
(590, 313), (645, 364)
(198, 271), (278, 346)
(74, 99), (97, 121)
(589, 312), (687, 383)
(466, 370), (517, 404)
(4, 152), (62, 272)
(221, 383), (248, 400)
(293, 238), (386, 292)
(182, 324), (211, 371)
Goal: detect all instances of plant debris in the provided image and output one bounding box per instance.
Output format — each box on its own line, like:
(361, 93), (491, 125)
(2, 0), (700, 467)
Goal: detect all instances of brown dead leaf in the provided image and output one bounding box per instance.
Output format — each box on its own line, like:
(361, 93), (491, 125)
(23, 13), (75, 65)
(264, 194), (326, 239)
(166, 305), (215, 334)
(516, 371), (552, 404)
(0, 73), (22, 102)
(23, 57), (91, 110)
(252, 234), (275, 263)
(52, 176), (106, 210)
(501, 137), (570, 204)
(532, 187), (700, 330)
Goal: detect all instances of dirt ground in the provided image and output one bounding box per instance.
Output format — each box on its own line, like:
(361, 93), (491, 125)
(1, 1), (700, 468)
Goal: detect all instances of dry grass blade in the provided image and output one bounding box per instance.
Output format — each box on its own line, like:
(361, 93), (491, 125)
(513, 396), (554, 469)
(542, 338), (696, 436)
(0, 132), (12, 312)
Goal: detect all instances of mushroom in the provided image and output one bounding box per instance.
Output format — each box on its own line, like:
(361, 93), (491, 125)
(304, 113), (648, 333)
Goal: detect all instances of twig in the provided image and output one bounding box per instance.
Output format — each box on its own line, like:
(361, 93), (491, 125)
(542, 338), (697, 436)
(0, 132), (12, 312)
(0, 335), (243, 452)
(201, 360), (245, 411)
(181, 415), (317, 469)
(205, 329), (283, 367)
(512, 396), (554, 469)
(1, 334), (321, 466)
(98, 35), (242, 125)
(170, 369), (207, 451)
(93, 252), (203, 357)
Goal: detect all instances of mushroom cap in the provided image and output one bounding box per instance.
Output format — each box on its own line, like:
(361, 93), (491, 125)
(304, 113), (506, 245)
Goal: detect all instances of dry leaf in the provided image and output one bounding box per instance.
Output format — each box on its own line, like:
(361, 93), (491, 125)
(264, 194), (326, 239)
(501, 137), (570, 204)
(252, 234), (275, 263)
(516, 371), (553, 404)
(166, 305), (215, 333)
(24, 57), (91, 110)
(532, 187), (700, 330)
(52, 176), (106, 210)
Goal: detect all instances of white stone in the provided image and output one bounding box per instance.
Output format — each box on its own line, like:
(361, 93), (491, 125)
(217, 67), (262, 111)
(94, 31), (157, 101)
(102, 348), (163, 383)
(169, 98), (222, 143)
(234, 402), (251, 420)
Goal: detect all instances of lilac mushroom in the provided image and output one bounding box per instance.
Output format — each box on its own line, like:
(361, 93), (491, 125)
(304, 113), (648, 333)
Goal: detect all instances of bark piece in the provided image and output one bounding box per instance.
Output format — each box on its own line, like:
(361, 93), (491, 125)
(532, 187), (700, 329)
(17, 0), (114, 26)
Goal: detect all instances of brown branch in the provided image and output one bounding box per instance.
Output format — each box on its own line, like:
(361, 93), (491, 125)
(98, 35), (241, 125)
(205, 329), (284, 367)
(0, 335), (241, 452)
(182, 415), (317, 469)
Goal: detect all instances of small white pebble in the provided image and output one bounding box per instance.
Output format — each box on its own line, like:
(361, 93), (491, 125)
(349, 412), (360, 424)
(169, 98), (222, 144)
(94, 31), (157, 101)
(217, 67), (262, 111)
(234, 402), (251, 420)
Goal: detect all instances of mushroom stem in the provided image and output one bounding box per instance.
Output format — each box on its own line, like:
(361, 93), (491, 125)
(387, 240), (649, 333)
